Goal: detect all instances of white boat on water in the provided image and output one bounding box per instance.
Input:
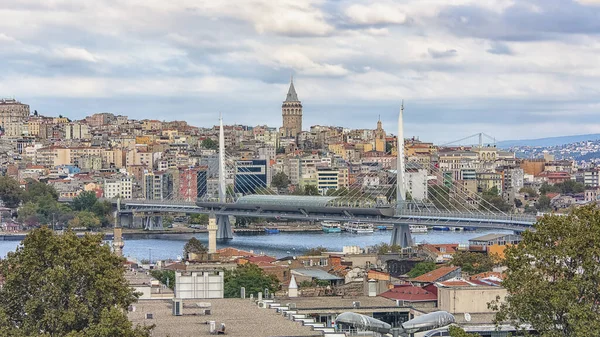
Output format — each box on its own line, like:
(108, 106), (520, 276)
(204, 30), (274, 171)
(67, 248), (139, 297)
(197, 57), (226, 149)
(321, 221), (342, 233)
(345, 222), (374, 234)
(410, 225), (428, 233)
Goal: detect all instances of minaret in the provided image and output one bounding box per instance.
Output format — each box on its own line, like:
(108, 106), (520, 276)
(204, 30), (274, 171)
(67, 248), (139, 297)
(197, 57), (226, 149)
(397, 102), (406, 209)
(375, 115), (386, 152)
(112, 198), (124, 257)
(208, 213), (217, 254)
(281, 76), (303, 138)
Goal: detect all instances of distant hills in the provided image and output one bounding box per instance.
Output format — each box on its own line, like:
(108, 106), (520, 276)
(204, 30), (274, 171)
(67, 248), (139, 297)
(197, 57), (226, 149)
(497, 133), (600, 148)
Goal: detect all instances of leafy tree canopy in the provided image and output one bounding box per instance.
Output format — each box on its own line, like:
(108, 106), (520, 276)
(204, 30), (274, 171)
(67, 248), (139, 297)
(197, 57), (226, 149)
(372, 243), (402, 255)
(150, 270), (175, 290)
(69, 211), (101, 230)
(189, 214), (209, 225)
(519, 186), (538, 198)
(22, 179), (58, 204)
(449, 251), (496, 275)
(201, 138), (218, 150)
(304, 246), (328, 256)
(490, 205), (600, 336)
(271, 171), (290, 190)
(535, 194), (552, 212)
(73, 191), (98, 211)
(224, 264), (279, 298)
(183, 237), (207, 260)
(448, 326), (480, 337)
(0, 175), (23, 208)
(0, 228), (151, 337)
(303, 184), (320, 196)
(407, 261), (438, 278)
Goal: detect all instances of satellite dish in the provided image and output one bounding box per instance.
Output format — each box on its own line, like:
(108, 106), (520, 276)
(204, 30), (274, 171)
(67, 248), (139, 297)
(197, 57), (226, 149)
(464, 313), (472, 322)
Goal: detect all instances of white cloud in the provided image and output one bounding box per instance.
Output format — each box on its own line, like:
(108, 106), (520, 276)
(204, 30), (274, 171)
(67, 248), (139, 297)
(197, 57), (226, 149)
(52, 47), (98, 63)
(345, 3), (408, 25)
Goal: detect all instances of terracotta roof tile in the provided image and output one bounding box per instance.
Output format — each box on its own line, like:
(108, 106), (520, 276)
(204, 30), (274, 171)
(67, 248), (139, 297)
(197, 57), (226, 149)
(379, 286), (437, 302)
(411, 266), (459, 283)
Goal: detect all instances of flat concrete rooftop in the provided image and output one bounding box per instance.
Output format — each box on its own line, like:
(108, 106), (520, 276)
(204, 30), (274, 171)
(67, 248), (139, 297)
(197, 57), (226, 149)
(128, 298), (321, 337)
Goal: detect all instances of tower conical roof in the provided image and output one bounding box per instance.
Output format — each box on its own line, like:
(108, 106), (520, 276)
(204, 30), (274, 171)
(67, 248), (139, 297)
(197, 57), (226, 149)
(285, 77), (299, 102)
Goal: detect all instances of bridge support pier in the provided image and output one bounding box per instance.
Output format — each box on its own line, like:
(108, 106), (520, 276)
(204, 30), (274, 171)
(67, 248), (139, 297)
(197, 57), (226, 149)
(143, 216), (163, 231)
(119, 214), (133, 228)
(390, 223), (414, 248)
(216, 215), (233, 240)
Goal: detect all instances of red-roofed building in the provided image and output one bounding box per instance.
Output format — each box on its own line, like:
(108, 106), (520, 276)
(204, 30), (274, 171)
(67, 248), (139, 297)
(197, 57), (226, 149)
(216, 247), (256, 261)
(411, 266), (461, 286)
(238, 255), (277, 265)
(421, 244), (460, 263)
(379, 285), (437, 308)
(537, 171), (571, 184)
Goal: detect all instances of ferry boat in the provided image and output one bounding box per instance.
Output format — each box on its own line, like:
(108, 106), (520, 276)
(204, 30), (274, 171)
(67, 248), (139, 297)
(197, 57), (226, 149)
(432, 226), (450, 231)
(376, 225), (388, 231)
(409, 225), (428, 233)
(264, 227), (280, 234)
(321, 221), (342, 233)
(345, 222), (374, 234)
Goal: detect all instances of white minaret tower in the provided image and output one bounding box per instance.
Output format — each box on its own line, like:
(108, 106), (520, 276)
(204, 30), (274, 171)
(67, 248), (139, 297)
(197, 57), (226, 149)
(396, 101), (406, 210)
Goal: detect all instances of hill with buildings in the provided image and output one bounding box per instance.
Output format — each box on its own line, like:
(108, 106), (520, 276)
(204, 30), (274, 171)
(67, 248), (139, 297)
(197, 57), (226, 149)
(498, 133), (600, 148)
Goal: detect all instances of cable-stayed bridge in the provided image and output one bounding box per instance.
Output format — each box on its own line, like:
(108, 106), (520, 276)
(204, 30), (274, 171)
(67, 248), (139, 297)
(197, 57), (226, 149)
(81, 106), (537, 247)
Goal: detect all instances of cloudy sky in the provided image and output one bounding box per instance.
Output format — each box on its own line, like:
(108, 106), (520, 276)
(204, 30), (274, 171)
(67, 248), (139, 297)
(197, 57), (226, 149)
(1, 0), (600, 143)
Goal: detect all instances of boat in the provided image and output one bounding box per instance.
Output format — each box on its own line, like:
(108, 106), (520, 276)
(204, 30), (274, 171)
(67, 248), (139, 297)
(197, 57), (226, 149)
(462, 226), (477, 231)
(432, 226), (450, 231)
(345, 222), (374, 234)
(409, 225), (428, 233)
(264, 227), (280, 234)
(321, 221), (342, 233)
(376, 225), (388, 231)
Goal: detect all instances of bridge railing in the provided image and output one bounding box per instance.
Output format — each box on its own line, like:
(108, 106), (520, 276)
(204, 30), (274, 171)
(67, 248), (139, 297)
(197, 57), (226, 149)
(397, 209), (537, 224)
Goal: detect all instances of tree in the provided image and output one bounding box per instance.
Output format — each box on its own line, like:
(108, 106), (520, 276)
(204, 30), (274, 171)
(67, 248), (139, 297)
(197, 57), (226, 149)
(372, 243), (402, 255)
(304, 184), (320, 196)
(69, 211), (102, 230)
(201, 138), (218, 150)
(189, 214), (209, 225)
(448, 326), (480, 337)
(539, 183), (560, 195)
(535, 194), (551, 211)
(0, 228), (151, 336)
(429, 185), (451, 209)
(183, 237), (207, 260)
(271, 171), (290, 190)
(304, 246), (327, 256)
(150, 270), (175, 290)
(407, 261), (437, 278)
(72, 191), (98, 211)
(0, 175), (23, 208)
(555, 180), (585, 194)
(224, 263), (279, 298)
(22, 179), (58, 203)
(514, 198), (523, 208)
(490, 205), (600, 336)
(519, 186), (538, 198)
(480, 187), (512, 212)
(449, 251), (496, 275)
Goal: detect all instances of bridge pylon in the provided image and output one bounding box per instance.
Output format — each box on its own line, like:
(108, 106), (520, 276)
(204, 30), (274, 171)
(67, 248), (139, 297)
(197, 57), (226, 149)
(216, 215), (233, 240)
(390, 223), (414, 248)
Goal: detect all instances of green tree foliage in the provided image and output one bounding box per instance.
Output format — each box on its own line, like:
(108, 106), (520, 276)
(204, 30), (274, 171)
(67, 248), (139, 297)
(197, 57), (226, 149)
(150, 270), (175, 290)
(539, 183), (560, 195)
(271, 171), (290, 190)
(201, 138), (218, 150)
(555, 180), (585, 194)
(490, 205), (600, 336)
(449, 251), (496, 275)
(372, 243), (402, 255)
(519, 186), (538, 198)
(183, 237), (207, 260)
(22, 179), (58, 203)
(448, 326), (480, 337)
(303, 184), (320, 196)
(480, 187), (512, 212)
(18, 194), (73, 227)
(69, 211), (102, 230)
(224, 264), (279, 298)
(304, 246), (328, 256)
(0, 175), (23, 208)
(407, 261), (438, 278)
(0, 228), (151, 337)
(189, 213), (209, 225)
(535, 194), (552, 211)
(514, 198), (523, 208)
(73, 191), (98, 211)
(428, 185), (451, 209)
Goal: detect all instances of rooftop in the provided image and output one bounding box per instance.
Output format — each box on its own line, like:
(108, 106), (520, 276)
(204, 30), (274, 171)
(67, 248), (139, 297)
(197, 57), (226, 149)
(292, 268), (344, 281)
(411, 266), (460, 283)
(468, 233), (512, 242)
(128, 299), (319, 337)
(379, 286), (437, 302)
